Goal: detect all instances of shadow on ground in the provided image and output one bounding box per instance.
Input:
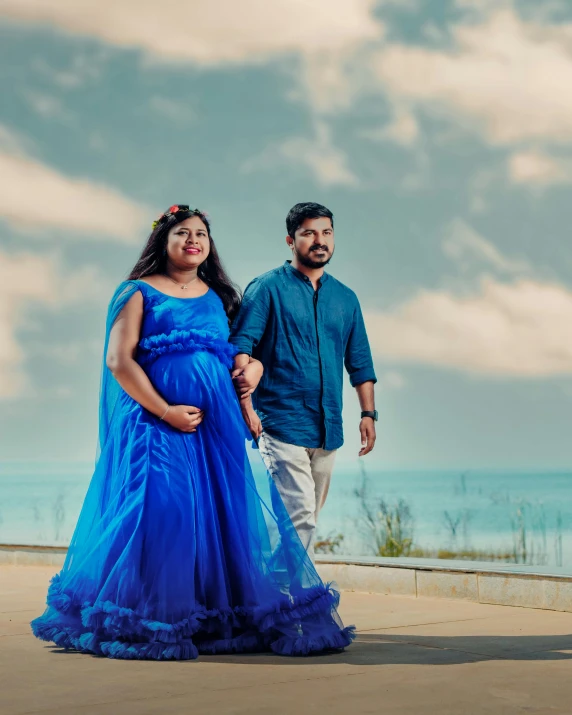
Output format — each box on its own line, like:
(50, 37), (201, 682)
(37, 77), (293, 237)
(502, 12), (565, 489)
(199, 632), (572, 666)
(44, 632), (572, 667)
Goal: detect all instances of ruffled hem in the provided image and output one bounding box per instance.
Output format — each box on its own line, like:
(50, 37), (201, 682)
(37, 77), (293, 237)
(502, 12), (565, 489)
(138, 328), (237, 369)
(31, 575), (355, 661)
(271, 626), (356, 656)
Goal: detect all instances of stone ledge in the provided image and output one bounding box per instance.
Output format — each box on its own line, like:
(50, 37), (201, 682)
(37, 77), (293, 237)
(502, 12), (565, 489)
(416, 569), (478, 602)
(317, 562), (572, 613)
(4, 545), (572, 612)
(0, 545), (66, 567)
(320, 562), (417, 596)
(478, 572), (572, 611)
(317, 554), (572, 579)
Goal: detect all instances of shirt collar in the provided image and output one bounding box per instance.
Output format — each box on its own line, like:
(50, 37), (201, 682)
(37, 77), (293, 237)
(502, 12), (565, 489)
(284, 260), (329, 285)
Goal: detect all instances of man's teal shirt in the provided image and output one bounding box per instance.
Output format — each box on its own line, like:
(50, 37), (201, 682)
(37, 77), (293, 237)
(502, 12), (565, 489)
(230, 262), (377, 451)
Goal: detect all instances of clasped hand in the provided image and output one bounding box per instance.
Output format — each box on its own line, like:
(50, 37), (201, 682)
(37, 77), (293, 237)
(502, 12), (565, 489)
(231, 359), (264, 400)
(163, 405), (204, 433)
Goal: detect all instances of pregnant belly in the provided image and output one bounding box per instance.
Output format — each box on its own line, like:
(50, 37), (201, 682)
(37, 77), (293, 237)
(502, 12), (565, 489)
(145, 351), (231, 410)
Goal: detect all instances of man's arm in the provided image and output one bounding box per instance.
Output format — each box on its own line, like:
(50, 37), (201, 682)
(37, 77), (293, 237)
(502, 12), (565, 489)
(230, 278), (271, 393)
(344, 298), (377, 457)
(229, 279), (271, 438)
(229, 278), (271, 364)
(356, 380), (376, 457)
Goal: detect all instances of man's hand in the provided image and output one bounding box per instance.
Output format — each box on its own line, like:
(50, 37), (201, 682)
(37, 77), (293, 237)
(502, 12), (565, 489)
(359, 417), (376, 457)
(231, 359), (263, 400)
(241, 404), (263, 440)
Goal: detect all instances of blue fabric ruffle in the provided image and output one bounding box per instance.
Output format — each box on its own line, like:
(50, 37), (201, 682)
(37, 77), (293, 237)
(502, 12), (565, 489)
(138, 328), (238, 369)
(32, 574), (355, 659)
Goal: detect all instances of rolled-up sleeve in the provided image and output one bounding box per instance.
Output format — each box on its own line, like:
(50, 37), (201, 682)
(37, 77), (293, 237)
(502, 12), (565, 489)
(229, 278), (271, 356)
(344, 300), (377, 387)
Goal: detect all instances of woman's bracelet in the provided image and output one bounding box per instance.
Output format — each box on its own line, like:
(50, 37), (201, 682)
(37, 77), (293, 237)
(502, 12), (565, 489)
(160, 405), (171, 420)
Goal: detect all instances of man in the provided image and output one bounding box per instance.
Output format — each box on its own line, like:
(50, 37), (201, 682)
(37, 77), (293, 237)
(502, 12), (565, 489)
(230, 202), (377, 559)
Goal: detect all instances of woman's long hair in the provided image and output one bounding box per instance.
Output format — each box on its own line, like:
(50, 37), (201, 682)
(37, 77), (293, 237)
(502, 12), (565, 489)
(127, 207), (242, 322)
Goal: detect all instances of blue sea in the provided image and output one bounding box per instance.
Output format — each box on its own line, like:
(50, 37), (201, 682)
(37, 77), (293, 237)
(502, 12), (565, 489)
(1, 460), (571, 569)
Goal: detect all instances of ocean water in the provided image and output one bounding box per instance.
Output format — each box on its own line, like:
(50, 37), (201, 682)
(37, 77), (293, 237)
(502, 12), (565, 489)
(1, 460), (571, 570)
(317, 465), (572, 569)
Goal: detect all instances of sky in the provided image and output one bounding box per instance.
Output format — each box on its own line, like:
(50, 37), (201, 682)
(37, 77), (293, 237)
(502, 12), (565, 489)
(1, 0), (572, 469)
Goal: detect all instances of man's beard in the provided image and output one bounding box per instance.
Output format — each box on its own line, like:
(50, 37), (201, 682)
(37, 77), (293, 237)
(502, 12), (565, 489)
(296, 245), (333, 269)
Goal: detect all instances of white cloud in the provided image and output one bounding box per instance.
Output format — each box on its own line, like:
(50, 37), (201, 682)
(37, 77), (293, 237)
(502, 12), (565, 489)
(422, 22), (447, 43)
(364, 222), (572, 379)
(364, 107), (419, 147)
(0, 251), (58, 397)
(453, 0), (569, 24)
(57, 262), (114, 305)
(366, 277), (572, 377)
(35, 338), (102, 366)
(0, 250), (110, 399)
(454, 0), (508, 13)
(0, 0), (382, 65)
(149, 96), (196, 124)
(294, 52), (369, 115)
(1, 0), (385, 118)
(32, 55), (104, 89)
(374, 9), (572, 145)
(0, 124), (30, 155)
(442, 218), (530, 274)
(0, 126), (148, 241)
(456, 0), (571, 25)
(242, 122), (358, 188)
(508, 150), (572, 186)
(24, 91), (73, 123)
(467, 167), (499, 215)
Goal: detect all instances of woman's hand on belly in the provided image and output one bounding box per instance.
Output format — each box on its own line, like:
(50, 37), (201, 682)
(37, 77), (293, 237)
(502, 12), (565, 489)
(163, 405), (204, 433)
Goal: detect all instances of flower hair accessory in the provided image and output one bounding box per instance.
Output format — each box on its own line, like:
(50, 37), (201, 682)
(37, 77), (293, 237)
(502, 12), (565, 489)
(151, 204), (209, 230)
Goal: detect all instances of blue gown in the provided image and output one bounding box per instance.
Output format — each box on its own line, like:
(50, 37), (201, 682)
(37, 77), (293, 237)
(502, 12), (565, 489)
(31, 280), (354, 660)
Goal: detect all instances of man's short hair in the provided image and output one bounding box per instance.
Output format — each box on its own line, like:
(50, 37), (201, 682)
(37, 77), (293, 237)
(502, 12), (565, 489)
(286, 202), (334, 237)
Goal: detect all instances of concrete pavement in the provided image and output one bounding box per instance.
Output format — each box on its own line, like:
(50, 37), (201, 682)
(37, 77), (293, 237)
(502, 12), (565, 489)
(2, 565), (572, 714)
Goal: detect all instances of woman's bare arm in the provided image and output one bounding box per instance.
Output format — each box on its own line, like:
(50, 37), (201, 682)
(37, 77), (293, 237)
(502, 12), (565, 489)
(106, 292), (203, 432)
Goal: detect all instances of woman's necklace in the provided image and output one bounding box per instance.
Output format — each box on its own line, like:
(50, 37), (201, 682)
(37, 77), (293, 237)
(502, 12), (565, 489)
(165, 273), (200, 291)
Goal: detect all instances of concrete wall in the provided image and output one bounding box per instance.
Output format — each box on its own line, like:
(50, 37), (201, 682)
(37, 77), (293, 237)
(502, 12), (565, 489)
(3, 545), (572, 613)
(317, 562), (572, 613)
(0, 546), (66, 567)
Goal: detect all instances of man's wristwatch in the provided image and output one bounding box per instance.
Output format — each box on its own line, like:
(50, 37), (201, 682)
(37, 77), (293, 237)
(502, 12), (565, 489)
(361, 410), (378, 421)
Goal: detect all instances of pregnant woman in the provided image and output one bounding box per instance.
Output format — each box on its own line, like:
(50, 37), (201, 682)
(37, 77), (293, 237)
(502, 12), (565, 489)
(31, 204), (354, 660)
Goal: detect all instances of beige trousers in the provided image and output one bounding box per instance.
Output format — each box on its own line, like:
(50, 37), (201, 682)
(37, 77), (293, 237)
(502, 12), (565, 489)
(258, 431), (337, 561)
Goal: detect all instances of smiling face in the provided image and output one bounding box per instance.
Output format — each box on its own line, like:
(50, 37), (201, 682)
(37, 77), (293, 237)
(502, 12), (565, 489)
(166, 215), (210, 270)
(288, 216), (335, 269)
